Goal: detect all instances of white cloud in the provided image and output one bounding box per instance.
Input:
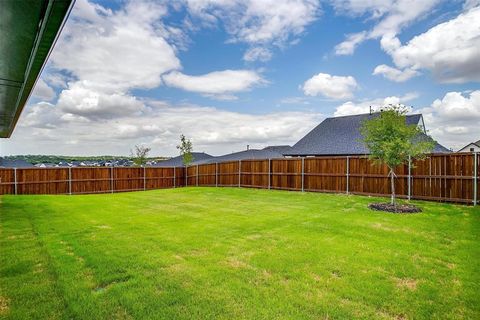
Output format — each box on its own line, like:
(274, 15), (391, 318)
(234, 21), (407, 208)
(5, 100), (323, 156)
(379, 7), (480, 83)
(183, 0), (321, 60)
(243, 47), (273, 62)
(302, 73), (357, 100)
(56, 82), (145, 120)
(51, 0), (180, 92)
(417, 91), (480, 150)
(333, 93), (418, 116)
(32, 79), (56, 101)
(162, 70), (266, 98)
(332, 0), (440, 55)
(372, 64), (419, 82)
(334, 31), (366, 55)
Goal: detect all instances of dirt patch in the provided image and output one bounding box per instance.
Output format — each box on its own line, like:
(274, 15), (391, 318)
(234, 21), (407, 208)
(95, 225), (111, 229)
(0, 296), (9, 315)
(225, 257), (249, 269)
(395, 278), (418, 291)
(369, 203), (421, 214)
(94, 275), (132, 293)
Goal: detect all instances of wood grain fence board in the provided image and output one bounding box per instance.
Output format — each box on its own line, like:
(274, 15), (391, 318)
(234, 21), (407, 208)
(218, 161), (240, 186)
(198, 163), (216, 186)
(114, 168), (144, 192)
(0, 169), (15, 194)
(15, 168), (69, 194)
(271, 159), (302, 191)
(72, 167), (110, 194)
(0, 153), (477, 204)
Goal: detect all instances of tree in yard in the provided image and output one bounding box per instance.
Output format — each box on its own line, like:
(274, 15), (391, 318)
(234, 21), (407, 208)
(176, 134), (194, 166)
(360, 105), (435, 207)
(131, 144), (151, 167)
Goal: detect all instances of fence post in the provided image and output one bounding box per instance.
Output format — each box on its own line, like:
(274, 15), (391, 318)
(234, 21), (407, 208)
(215, 162), (218, 187)
(268, 159), (271, 190)
(143, 166), (146, 191)
(110, 166), (114, 193)
(13, 168), (17, 195)
(301, 157), (305, 192)
(173, 166), (176, 188)
(238, 160), (241, 187)
(196, 164), (199, 186)
(185, 166), (188, 187)
(408, 155), (412, 201)
(474, 152), (478, 206)
(68, 167), (72, 195)
(346, 156), (350, 194)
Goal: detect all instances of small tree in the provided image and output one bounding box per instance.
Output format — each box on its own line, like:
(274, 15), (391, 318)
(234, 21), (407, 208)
(176, 134), (193, 166)
(131, 144), (151, 167)
(360, 105), (434, 206)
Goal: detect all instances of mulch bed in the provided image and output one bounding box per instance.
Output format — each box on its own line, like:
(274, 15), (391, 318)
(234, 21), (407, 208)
(368, 203), (422, 214)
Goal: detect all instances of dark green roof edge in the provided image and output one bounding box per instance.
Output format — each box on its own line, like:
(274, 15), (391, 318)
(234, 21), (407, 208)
(3, 0), (74, 138)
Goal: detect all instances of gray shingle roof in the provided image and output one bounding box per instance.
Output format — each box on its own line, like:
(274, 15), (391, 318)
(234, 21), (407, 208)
(195, 149), (285, 165)
(262, 145), (292, 155)
(285, 113), (449, 156)
(152, 152), (213, 167)
(0, 158), (33, 168)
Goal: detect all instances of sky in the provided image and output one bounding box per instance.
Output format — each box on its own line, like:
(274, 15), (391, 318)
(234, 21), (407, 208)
(2, 0), (480, 156)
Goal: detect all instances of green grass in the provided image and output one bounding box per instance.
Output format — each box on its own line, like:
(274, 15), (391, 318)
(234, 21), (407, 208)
(1, 187), (479, 319)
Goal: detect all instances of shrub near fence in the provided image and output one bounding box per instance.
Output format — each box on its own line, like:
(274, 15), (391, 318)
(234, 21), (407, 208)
(0, 153), (478, 205)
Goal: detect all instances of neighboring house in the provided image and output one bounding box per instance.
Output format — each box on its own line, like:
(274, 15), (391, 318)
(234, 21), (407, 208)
(284, 113), (450, 157)
(34, 163), (56, 168)
(457, 140), (480, 153)
(261, 145), (292, 154)
(0, 158), (33, 168)
(152, 152), (214, 167)
(195, 147), (287, 165)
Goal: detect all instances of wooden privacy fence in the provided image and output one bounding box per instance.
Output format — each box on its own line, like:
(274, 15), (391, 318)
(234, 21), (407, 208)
(186, 153), (479, 205)
(0, 153), (478, 205)
(0, 167), (185, 195)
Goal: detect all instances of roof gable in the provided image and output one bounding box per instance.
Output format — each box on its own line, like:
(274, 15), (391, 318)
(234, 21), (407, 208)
(285, 113), (447, 156)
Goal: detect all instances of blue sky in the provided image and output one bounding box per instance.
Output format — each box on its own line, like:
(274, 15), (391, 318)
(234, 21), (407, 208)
(2, 0), (480, 156)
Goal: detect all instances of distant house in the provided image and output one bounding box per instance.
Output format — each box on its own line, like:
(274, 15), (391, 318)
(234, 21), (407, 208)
(0, 158), (33, 168)
(284, 113), (449, 157)
(261, 145), (292, 154)
(457, 140), (480, 153)
(152, 152), (214, 167)
(195, 147), (289, 165)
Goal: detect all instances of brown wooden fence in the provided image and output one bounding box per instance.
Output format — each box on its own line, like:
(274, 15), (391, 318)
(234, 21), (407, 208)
(0, 167), (184, 195)
(0, 153), (478, 205)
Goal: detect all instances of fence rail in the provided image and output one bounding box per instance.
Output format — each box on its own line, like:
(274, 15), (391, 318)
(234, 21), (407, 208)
(0, 153), (478, 205)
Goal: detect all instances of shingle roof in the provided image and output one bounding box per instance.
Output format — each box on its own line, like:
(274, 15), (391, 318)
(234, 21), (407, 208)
(285, 113), (449, 156)
(152, 152), (213, 167)
(0, 158), (33, 168)
(195, 149), (285, 165)
(262, 145), (292, 155)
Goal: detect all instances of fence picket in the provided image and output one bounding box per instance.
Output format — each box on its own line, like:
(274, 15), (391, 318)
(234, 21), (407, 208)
(1, 153), (476, 204)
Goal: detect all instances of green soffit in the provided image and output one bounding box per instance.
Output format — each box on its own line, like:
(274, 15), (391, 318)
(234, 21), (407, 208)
(0, 0), (74, 138)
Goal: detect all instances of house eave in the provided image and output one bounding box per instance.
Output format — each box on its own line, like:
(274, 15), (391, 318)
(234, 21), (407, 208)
(0, 0), (74, 138)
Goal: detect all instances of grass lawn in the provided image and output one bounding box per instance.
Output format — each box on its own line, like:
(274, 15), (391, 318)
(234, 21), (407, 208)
(1, 187), (479, 319)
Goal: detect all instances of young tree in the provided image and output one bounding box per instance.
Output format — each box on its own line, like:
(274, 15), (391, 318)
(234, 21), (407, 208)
(131, 144), (151, 167)
(176, 134), (193, 166)
(360, 105), (434, 207)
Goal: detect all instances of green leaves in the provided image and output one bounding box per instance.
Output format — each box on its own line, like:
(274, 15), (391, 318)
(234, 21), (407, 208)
(361, 105), (435, 205)
(176, 134), (193, 166)
(360, 105), (434, 170)
(131, 145), (151, 167)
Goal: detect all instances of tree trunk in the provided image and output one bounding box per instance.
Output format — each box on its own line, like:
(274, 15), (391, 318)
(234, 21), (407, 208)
(389, 168), (396, 208)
